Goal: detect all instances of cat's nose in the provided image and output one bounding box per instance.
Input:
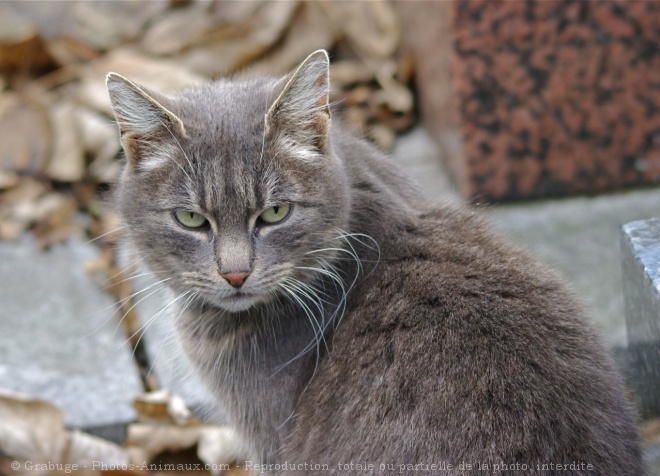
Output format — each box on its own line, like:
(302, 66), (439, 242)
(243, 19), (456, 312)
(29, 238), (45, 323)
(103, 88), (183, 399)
(221, 271), (251, 288)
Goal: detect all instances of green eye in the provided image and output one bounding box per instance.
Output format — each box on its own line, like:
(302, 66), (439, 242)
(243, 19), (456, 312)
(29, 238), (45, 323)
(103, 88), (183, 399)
(174, 209), (208, 228)
(259, 204), (291, 224)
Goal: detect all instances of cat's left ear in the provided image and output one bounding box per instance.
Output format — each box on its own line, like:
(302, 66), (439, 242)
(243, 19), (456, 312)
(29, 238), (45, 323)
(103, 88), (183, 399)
(265, 50), (331, 151)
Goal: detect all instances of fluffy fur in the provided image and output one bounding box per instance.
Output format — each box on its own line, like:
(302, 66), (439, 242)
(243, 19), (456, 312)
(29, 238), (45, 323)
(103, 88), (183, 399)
(107, 51), (642, 474)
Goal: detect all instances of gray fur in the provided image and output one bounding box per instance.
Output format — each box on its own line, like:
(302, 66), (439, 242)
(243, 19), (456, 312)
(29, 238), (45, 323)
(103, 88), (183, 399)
(107, 51), (642, 474)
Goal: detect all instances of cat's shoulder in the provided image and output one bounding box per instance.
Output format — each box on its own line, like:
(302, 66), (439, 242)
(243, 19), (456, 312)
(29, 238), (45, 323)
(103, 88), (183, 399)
(352, 203), (580, 338)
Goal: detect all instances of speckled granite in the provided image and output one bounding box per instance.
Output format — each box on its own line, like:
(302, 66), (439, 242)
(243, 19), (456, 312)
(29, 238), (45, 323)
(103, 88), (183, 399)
(399, 0), (660, 202)
(621, 218), (660, 419)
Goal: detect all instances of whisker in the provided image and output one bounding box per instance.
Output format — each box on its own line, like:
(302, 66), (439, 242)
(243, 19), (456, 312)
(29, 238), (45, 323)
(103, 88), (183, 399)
(125, 289), (193, 353)
(156, 118), (193, 181)
(146, 290), (199, 379)
(84, 225), (129, 245)
(112, 277), (174, 338)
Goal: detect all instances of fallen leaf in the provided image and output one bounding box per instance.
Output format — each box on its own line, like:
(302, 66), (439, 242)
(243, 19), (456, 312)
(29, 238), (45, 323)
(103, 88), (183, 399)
(23, 1), (168, 53)
(0, 170), (20, 189)
(126, 424), (204, 463)
(0, 4), (55, 73)
(133, 390), (196, 426)
(140, 3), (215, 56)
(46, 101), (85, 182)
(76, 107), (120, 183)
(197, 427), (244, 476)
(0, 92), (51, 175)
(0, 178), (48, 240)
(178, 2), (299, 76)
(330, 61), (376, 90)
(64, 430), (130, 467)
(0, 389), (68, 464)
(0, 390), (141, 474)
(320, 1), (400, 60)
(78, 48), (205, 115)
(249, 2), (336, 75)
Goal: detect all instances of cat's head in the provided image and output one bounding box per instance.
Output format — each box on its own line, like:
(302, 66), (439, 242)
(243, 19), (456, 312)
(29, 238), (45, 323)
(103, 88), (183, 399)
(107, 50), (350, 313)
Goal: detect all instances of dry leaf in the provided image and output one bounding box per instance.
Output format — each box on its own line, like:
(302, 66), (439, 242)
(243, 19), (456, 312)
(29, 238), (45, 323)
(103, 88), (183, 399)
(321, 1), (400, 60)
(0, 4), (54, 73)
(46, 101), (85, 182)
(330, 61), (376, 89)
(0, 92), (50, 175)
(31, 192), (79, 247)
(0, 170), (20, 189)
(0, 389), (68, 464)
(178, 2), (299, 76)
(141, 4), (215, 56)
(133, 390), (195, 426)
(45, 37), (101, 68)
(0, 178), (48, 240)
(76, 107), (120, 183)
(127, 424), (204, 463)
(197, 427), (244, 476)
(642, 418), (660, 443)
(64, 430), (129, 467)
(249, 2), (336, 75)
(369, 124), (397, 151)
(27, 1), (168, 53)
(78, 48), (205, 115)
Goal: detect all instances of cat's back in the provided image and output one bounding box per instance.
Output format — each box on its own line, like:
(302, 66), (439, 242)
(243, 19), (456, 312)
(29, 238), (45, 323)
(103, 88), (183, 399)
(286, 203), (642, 474)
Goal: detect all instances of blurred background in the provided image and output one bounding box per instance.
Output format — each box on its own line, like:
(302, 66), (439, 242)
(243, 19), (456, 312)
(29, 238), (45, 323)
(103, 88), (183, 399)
(0, 0), (659, 472)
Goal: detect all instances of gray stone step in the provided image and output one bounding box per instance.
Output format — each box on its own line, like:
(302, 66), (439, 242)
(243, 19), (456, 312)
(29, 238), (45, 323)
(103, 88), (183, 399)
(0, 234), (143, 442)
(394, 126), (660, 349)
(621, 218), (660, 421)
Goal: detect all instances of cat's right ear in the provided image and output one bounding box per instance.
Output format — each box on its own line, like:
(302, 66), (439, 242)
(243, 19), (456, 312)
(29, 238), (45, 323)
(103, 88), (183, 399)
(265, 50), (331, 154)
(106, 73), (186, 167)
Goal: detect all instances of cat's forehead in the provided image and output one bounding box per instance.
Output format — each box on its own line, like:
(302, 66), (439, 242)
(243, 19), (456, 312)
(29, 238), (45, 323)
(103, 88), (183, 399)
(175, 77), (278, 130)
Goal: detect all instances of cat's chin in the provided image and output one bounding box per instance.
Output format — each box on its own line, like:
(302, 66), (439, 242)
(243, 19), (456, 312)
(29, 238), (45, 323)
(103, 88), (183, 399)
(214, 294), (263, 313)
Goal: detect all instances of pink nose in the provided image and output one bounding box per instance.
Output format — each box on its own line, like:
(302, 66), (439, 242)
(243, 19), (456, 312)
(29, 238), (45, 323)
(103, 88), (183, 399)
(221, 271), (250, 288)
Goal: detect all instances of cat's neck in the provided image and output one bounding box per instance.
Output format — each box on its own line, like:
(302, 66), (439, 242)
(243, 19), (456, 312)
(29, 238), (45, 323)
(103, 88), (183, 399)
(333, 124), (423, 252)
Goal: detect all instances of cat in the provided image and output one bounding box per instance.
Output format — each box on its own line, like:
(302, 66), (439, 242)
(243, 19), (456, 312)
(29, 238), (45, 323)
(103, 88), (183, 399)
(106, 50), (643, 475)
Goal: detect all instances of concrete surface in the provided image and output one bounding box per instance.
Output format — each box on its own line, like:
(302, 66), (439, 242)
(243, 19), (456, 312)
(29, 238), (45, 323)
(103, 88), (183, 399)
(1, 125), (659, 463)
(0, 234), (142, 439)
(394, 127), (660, 349)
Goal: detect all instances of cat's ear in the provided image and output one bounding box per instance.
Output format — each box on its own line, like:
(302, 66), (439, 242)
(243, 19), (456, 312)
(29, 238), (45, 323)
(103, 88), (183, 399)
(106, 73), (186, 167)
(265, 50), (331, 152)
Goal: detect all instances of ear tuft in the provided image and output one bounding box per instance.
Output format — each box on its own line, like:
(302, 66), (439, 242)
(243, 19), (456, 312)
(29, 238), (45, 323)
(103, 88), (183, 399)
(265, 50), (331, 149)
(106, 73), (186, 140)
(106, 73), (187, 170)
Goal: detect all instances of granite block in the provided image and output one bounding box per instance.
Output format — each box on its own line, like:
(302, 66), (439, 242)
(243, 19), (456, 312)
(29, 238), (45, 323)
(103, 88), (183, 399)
(621, 218), (660, 419)
(0, 235), (142, 440)
(398, 0), (660, 202)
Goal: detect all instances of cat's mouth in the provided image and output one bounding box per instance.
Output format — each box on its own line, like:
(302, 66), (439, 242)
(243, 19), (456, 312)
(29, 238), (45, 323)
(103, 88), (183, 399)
(215, 291), (262, 313)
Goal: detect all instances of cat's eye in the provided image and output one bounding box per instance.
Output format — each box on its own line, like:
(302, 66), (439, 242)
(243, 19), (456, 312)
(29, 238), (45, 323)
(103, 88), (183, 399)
(259, 204), (291, 224)
(174, 209), (208, 229)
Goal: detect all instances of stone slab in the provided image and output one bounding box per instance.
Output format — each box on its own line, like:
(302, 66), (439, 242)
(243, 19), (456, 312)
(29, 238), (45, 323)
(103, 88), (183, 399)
(398, 0), (660, 202)
(621, 218), (660, 344)
(487, 190), (660, 349)
(396, 126), (660, 349)
(0, 235), (142, 438)
(621, 218), (660, 420)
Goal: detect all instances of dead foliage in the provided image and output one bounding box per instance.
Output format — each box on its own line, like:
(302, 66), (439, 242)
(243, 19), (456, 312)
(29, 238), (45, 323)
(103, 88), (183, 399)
(0, 0), (415, 248)
(0, 0), (416, 472)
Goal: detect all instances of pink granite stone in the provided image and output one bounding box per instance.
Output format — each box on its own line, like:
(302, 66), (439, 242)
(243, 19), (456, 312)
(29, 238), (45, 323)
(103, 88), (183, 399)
(398, 0), (660, 202)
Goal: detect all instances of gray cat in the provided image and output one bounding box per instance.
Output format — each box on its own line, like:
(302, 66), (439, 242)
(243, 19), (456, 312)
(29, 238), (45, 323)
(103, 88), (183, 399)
(107, 50), (642, 474)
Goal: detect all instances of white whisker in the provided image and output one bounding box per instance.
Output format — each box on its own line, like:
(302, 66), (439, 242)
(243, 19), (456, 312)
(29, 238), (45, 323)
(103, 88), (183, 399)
(84, 225), (129, 245)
